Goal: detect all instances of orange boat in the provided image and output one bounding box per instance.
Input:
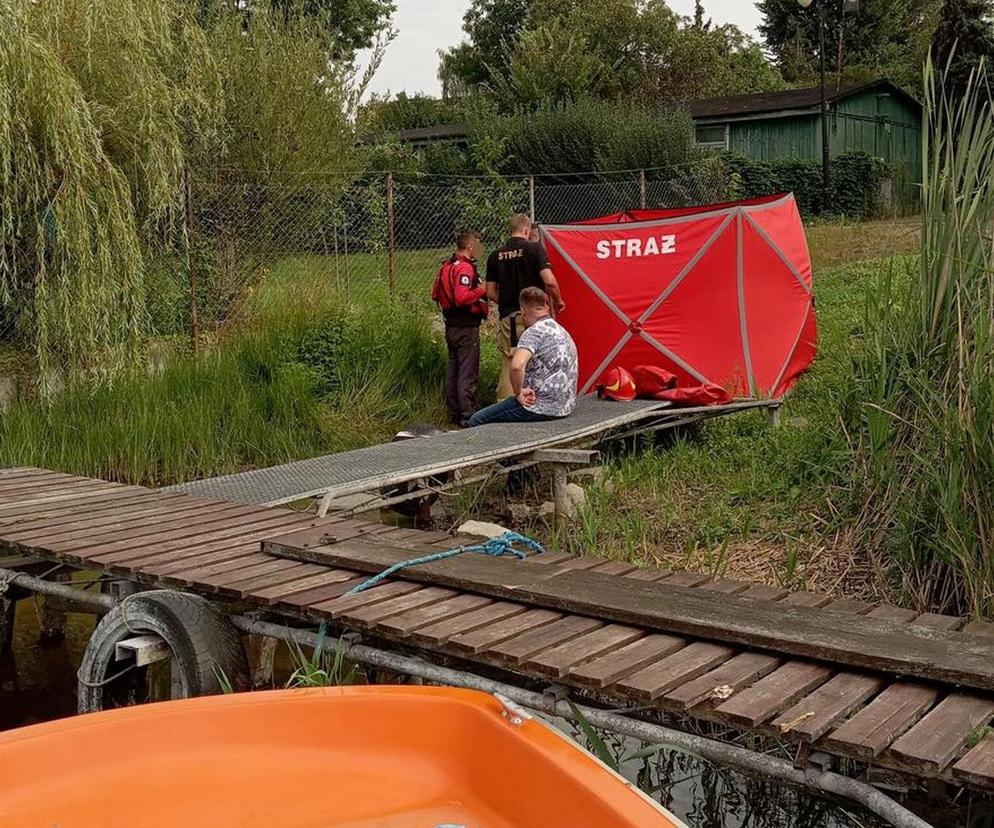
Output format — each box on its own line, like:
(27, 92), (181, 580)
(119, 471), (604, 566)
(0, 686), (683, 827)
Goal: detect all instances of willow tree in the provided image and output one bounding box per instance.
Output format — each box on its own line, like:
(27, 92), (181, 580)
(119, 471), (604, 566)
(0, 0), (218, 384)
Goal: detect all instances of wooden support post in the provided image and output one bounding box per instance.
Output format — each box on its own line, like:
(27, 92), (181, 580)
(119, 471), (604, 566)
(767, 404), (783, 429)
(528, 174), (536, 220)
(639, 169), (647, 210)
(39, 571), (70, 643)
(386, 171), (396, 292)
(245, 634), (279, 689)
(183, 165), (201, 355)
(552, 465), (571, 522)
(0, 593), (14, 655)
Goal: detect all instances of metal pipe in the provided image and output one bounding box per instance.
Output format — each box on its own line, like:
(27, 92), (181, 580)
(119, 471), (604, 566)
(0, 567), (116, 613)
(230, 616), (933, 828)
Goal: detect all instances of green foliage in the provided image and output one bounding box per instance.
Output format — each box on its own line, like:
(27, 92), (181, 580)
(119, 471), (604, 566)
(722, 151), (885, 218)
(472, 99), (694, 176)
(853, 56), (994, 616)
(1, 0), (373, 385)
(0, 0), (214, 383)
(286, 631), (363, 688)
(487, 19), (607, 110)
(758, 0), (940, 95)
(265, 0), (395, 60)
(932, 0), (994, 100)
(0, 278), (446, 486)
(444, 0), (784, 106)
(359, 92), (469, 137)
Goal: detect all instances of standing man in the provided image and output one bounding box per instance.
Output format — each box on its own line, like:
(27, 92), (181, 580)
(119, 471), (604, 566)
(486, 213), (565, 400)
(469, 287), (577, 426)
(432, 229), (488, 427)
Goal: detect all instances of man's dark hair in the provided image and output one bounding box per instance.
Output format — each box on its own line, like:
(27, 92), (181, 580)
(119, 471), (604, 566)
(519, 286), (549, 310)
(456, 228), (481, 250)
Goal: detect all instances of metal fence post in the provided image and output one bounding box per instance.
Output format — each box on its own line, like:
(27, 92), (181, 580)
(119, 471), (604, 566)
(528, 174), (536, 220)
(386, 171), (396, 291)
(639, 169), (647, 210)
(182, 166), (200, 355)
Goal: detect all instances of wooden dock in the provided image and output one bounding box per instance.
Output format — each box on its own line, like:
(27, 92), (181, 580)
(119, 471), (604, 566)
(3, 466), (994, 794)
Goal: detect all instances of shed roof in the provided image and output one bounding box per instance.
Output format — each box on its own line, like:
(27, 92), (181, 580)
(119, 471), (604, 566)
(688, 79), (920, 120)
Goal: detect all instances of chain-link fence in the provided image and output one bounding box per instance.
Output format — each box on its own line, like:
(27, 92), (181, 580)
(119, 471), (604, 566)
(0, 162), (730, 377)
(173, 162), (729, 347)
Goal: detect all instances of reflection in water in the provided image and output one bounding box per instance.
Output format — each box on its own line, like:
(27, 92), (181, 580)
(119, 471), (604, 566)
(1, 605), (983, 827)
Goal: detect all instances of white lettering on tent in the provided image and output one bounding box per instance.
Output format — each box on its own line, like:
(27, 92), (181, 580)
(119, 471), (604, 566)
(595, 234), (677, 259)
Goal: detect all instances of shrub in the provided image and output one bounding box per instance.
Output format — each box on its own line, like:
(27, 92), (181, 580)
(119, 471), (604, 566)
(720, 150), (886, 219)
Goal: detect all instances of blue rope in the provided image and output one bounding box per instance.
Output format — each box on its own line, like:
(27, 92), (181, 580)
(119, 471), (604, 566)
(314, 531), (544, 653)
(344, 530), (544, 596)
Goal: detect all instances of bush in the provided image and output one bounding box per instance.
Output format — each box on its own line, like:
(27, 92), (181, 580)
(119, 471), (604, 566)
(468, 99), (695, 178)
(722, 150), (886, 219)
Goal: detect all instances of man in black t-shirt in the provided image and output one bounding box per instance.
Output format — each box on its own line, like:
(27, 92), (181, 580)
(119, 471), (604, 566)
(486, 213), (565, 399)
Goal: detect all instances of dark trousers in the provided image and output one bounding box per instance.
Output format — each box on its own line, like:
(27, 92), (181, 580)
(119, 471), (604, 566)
(444, 324), (480, 423)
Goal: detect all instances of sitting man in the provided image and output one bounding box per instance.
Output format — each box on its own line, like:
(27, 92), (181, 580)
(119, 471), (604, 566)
(469, 286), (578, 426)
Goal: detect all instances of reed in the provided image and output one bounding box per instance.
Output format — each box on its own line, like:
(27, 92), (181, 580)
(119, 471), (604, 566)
(855, 55), (994, 615)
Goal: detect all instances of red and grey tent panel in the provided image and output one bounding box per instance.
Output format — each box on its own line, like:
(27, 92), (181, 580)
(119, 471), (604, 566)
(541, 193), (816, 399)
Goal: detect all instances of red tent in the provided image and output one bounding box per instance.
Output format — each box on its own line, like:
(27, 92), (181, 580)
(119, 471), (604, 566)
(541, 193), (816, 399)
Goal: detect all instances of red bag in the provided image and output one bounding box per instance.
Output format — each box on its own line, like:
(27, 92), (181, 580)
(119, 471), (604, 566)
(657, 383), (732, 407)
(632, 365), (677, 399)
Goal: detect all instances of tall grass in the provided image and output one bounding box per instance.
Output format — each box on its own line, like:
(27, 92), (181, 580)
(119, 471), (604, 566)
(0, 278), (447, 486)
(856, 56), (994, 616)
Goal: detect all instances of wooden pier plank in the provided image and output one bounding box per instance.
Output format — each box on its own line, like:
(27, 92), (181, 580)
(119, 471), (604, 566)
(569, 634), (688, 688)
(952, 733), (994, 788)
(265, 535), (994, 691)
(772, 671), (885, 742)
(412, 602), (529, 646)
(488, 616), (604, 665)
(615, 642), (737, 701)
(447, 608), (563, 654)
(821, 683), (939, 760)
(524, 624), (644, 678)
(377, 593), (493, 636)
(889, 694), (994, 774)
(665, 651), (782, 711)
(713, 661), (833, 727)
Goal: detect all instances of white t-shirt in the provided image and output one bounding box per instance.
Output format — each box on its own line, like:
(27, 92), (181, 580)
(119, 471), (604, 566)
(515, 317), (579, 417)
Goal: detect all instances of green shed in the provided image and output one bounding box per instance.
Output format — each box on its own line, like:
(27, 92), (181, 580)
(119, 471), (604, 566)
(688, 79), (922, 192)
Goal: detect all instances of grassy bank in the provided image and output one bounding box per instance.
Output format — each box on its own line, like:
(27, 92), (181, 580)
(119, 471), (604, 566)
(540, 256), (889, 599)
(0, 280), (456, 486)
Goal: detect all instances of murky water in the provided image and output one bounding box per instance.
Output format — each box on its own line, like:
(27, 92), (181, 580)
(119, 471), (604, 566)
(0, 598), (982, 827)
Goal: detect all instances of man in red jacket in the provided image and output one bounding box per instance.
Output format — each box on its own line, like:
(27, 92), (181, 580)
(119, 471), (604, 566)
(433, 228), (489, 426)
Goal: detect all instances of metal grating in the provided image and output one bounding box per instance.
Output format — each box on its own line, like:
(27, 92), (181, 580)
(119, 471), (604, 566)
(164, 397), (670, 505)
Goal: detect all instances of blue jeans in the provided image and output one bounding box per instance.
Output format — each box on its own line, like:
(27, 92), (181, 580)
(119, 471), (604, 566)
(468, 396), (558, 426)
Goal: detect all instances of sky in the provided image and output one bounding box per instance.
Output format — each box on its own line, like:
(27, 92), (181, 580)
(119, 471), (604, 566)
(358, 1), (765, 98)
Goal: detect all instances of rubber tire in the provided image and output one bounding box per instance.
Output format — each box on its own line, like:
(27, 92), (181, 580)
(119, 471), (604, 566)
(77, 590), (248, 714)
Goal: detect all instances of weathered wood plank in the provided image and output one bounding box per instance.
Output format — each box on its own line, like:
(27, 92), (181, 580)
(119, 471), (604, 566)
(265, 535), (994, 690)
(821, 683), (939, 760)
(311, 581), (425, 617)
(782, 592), (832, 608)
(889, 694), (994, 774)
(488, 616), (604, 665)
(952, 732), (994, 789)
(867, 605), (918, 623)
(251, 568), (357, 602)
(412, 601), (528, 646)
(276, 576), (369, 608)
(665, 652), (782, 711)
(615, 642), (737, 701)
(772, 672), (885, 743)
(524, 624), (643, 678)
(447, 608), (563, 654)
(701, 578), (750, 595)
(345, 587), (456, 626)
(377, 593), (492, 636)
(662, 572), (711, 588)
(569, 634), (687, 688)
(589, 561), (638, 576)
(624, 568), (673, 582)
(713, 662), (833, 727)
(739, 584), (789, 601)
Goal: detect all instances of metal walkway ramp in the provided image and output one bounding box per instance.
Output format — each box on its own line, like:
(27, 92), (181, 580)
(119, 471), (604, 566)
(165, 397), (676, 507)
